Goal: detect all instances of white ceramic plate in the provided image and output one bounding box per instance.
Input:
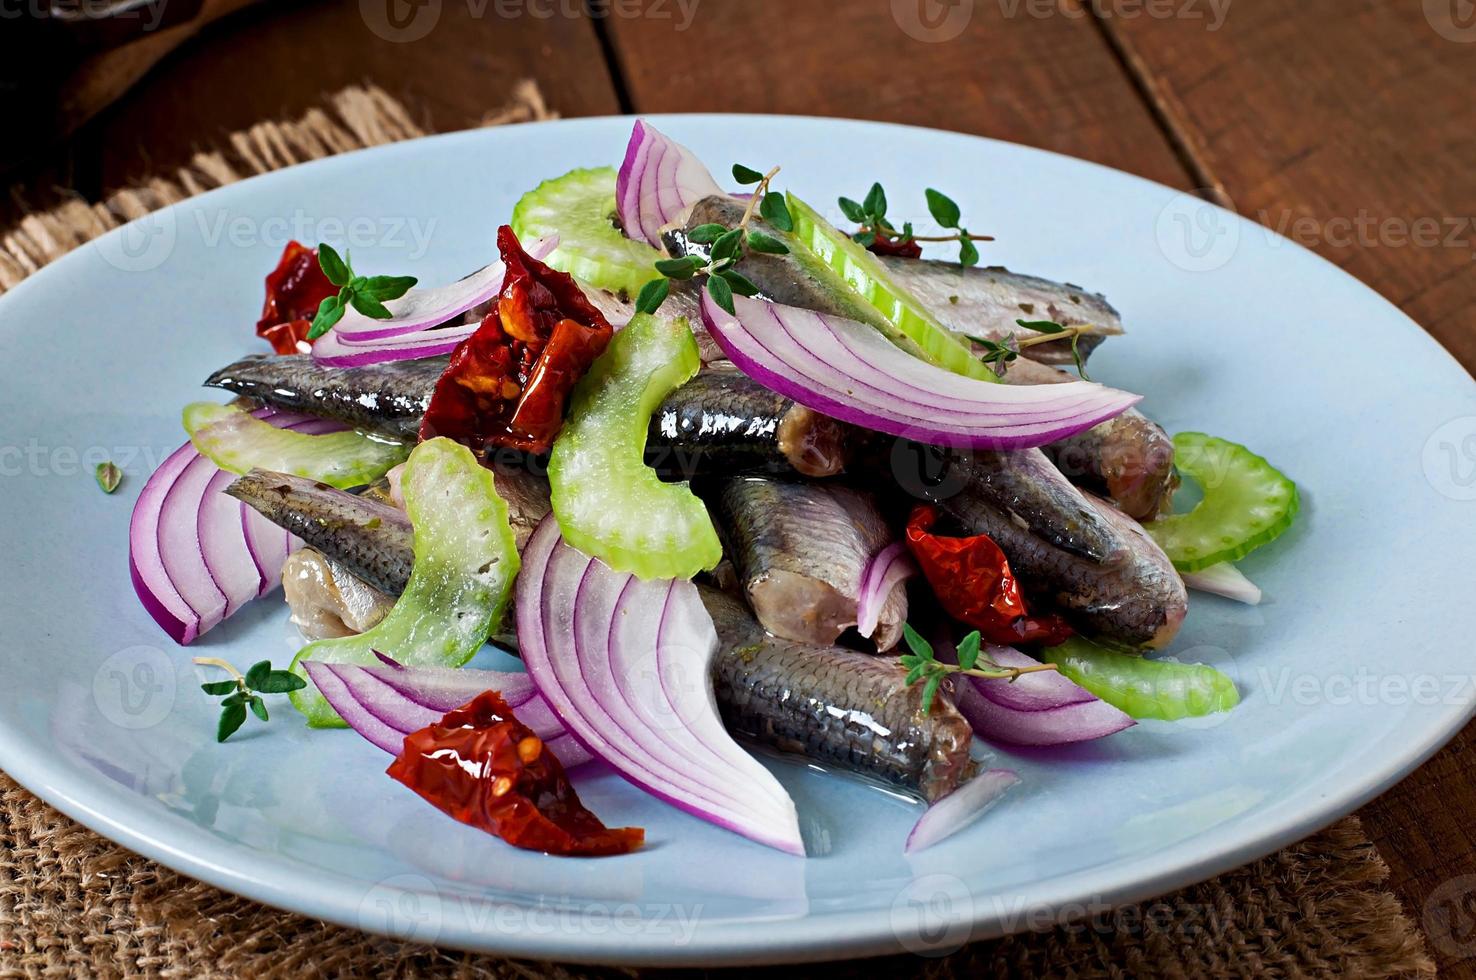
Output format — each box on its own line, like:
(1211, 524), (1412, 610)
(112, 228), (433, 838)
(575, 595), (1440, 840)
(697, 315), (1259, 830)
(2, 115), (1474, 966)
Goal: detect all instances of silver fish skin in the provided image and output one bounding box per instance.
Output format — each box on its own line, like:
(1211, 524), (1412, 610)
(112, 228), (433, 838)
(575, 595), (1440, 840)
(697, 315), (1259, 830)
(580, 279), (728, 364)
(876, 255), (1121, 365)
(1002, 357), (1178, 521)
(667, 195), (1117, 365)
(206, 354), (853, 479)
(938, 482), (1187, 648)
(713, 476), (907, 650)
(226, 470), (415, 596)
(205, 355), (442, 442)
(701, 585), (973, 803)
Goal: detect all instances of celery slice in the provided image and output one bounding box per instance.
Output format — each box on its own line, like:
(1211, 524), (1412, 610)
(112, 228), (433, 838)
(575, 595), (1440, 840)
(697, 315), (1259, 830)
(511, 166), (664, 296)
(1147, 433), (1299, 573)
(1052, 637), (1240, 720)
(289, 438), (521, 727)
(183, 402), (408, 490)
(548, 313), (722, 580)
(784, 192), (998, 382)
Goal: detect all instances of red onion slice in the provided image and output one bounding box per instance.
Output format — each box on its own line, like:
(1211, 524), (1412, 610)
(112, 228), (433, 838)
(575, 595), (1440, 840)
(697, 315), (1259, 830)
(855, 542), (918, 640)
(700, 292), (1142, 450)
(945, 643), (1135, 746)
(129, 412), (341, 644)
(616, 120), (724, 247)
(904, 769), (1020, 854)
(517, 515), (804, 855)
(1182, 562), (1262, 605)
(305, 660), (591, 768)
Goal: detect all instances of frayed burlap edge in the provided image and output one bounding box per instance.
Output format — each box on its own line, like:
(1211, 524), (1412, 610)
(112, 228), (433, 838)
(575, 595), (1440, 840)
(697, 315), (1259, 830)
(0, 83), (1436, 979)
(0, 80), (554, 293)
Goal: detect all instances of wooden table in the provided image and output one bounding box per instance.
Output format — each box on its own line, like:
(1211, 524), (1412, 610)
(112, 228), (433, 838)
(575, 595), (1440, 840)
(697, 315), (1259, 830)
(13, 0), (1476, 971)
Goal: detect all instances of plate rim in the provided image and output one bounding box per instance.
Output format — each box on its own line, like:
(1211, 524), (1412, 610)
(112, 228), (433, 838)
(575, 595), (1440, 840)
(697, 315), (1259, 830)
(1, 112), (1472, 966)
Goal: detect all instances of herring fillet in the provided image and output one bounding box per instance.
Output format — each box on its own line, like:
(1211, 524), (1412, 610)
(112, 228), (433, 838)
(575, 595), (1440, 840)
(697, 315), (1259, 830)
(701, 585), (973, 803)
(712, 476), (907, 650)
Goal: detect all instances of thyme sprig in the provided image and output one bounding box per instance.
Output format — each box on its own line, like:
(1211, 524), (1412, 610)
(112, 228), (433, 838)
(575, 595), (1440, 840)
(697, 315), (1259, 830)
(634, 162), (792, 317)
(899, 624), (1059, 715)
(306, 243), (418, 340)
(969, 318), (1095, 381)
(195, 657), (306, 742)
(839, 184), (994, 266)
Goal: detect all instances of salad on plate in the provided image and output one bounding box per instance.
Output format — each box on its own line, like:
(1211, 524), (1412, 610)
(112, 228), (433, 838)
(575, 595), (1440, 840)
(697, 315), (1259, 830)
(128, 120), (1299, 858)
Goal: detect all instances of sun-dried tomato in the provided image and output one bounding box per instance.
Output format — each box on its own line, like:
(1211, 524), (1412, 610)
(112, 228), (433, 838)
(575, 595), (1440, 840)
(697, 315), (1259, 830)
(419, 226), (613, 453)
(255, 241), (338, 354)
(387, 690), (643, 857)
(906, 504), (1074, 647)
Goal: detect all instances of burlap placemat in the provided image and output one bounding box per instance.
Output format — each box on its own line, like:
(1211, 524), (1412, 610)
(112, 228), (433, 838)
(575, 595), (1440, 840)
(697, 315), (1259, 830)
(0, 85), (1437, 979)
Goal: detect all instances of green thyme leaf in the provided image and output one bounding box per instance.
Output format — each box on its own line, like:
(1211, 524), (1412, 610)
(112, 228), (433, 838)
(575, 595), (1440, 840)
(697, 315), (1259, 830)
(759, 193), (794, 233)
(687, 223), (728, 245)
(634, 277), (670, 316)
(957, 631), (982, 671)
(217, 702), (247, 743)
(349, 293), (394, 320)
(732, 163), (765, 185)
(307, 295), (345, 340)
(244, 660), (272, 690)
(920, 674), (943, 716)
(862, 182), (887, 219)
(317, 243), (351, 286)
(837, 197), (867, 223)
(720, 268), (760, 297)
(905, 663), (928, 687)
(852, 229), (877, 248)
(706, 274), (735, 315)
(902, 623), (935, 662)
(1017, 319), (1068, 334)
(200, 680), (238, 696)
(710, 227), (746, 265)
(360, 274), (417, 301)
(258, 671), (307, 695)
(248, 696), (269, 723)
(926, 188), (962, 228)
(746, 231), (790, 255)
(654, 256), (702, 279)
(959, 235), (980, 268)
(95, 461), (122, 494)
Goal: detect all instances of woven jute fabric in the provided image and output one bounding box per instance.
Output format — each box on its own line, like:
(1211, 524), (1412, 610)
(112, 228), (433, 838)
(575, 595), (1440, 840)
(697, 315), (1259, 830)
(0, 85), (1436, 979)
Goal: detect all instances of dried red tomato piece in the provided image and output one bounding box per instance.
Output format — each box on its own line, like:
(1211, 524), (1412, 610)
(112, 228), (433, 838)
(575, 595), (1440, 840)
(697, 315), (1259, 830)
(387, 690), (643, 857)
(866, 234), (923, 259)
(256, 241), (338, 354)
(419, 226), (613, 453)
(905, 504), (1074, 647)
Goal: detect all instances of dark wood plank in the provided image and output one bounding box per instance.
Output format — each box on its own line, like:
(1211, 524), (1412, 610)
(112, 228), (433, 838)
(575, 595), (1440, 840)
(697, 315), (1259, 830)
(87, 0), (622, 192)
(604, 0), (1193, 188)
(1099, 3), (1476, 971)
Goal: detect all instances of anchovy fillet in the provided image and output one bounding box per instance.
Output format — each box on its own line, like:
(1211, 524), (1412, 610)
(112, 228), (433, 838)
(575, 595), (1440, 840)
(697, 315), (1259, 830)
(701, 585), (973, 802)
(712, 476), (906, 649)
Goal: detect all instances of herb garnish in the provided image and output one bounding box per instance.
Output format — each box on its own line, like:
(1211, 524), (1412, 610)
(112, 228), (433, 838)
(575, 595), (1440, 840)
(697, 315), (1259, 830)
(968, 318), (1095, 381)
(838, 184), (994, 267)
(194, 656), (307, 742)
(634, 162), (792, 317)
(306, 243), (418, 340)
(899, 624), (1059, 715)
(95, 461), (122, 494)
